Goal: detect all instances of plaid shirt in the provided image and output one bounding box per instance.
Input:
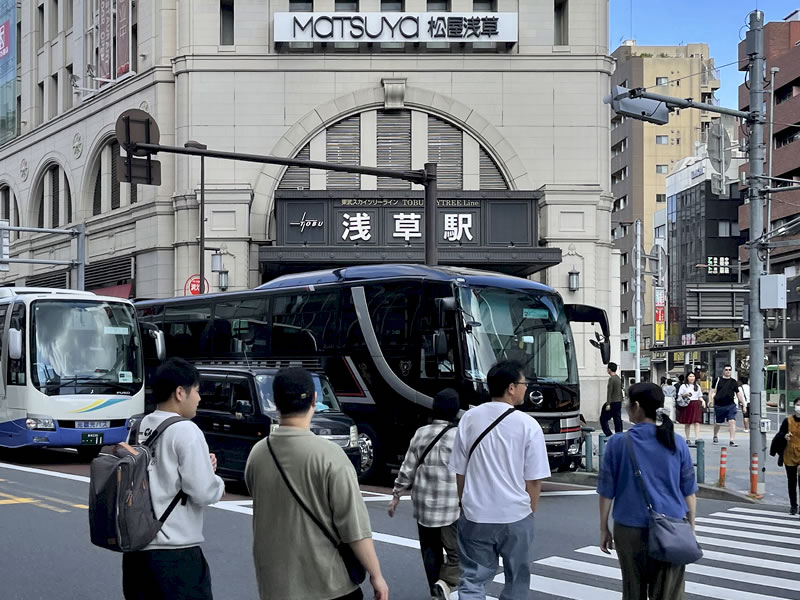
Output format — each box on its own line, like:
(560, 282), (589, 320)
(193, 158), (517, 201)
(392, 420), (460, 528)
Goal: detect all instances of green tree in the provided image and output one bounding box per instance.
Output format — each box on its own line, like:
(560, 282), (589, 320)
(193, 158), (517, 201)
(694, 328), (738, 343)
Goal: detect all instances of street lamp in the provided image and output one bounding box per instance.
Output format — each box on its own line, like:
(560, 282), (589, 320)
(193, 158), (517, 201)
(568, 267), (580, 292)
(185, 140), (208, 293)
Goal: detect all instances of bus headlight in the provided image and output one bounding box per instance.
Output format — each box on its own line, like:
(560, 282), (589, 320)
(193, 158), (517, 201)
(26, 416), (56, 431)
(349, 425), (359, 447)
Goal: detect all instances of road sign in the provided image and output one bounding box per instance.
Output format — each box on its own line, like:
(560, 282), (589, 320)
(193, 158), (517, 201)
(708, 119), (731, 175)
(629, 326), (636, 353)
(115, 109), (160, 155)
(116, 154), (161, 186)
(603, 86), (670, 125)
(184, 274), (210, 296)
(0, 219), (8, 272)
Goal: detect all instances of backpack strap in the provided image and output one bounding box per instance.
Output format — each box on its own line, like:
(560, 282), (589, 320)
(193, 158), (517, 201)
(418, 423), (456, 467)
(468, 407), (516, 460)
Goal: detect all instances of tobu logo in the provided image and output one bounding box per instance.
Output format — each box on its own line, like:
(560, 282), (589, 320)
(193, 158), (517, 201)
(0, 20), (9, 59)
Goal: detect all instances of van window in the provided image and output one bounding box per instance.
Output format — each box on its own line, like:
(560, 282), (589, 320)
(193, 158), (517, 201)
(254, 373), (341, 414)
(199, 376), (231, 412)
(163, 305), (211, 358)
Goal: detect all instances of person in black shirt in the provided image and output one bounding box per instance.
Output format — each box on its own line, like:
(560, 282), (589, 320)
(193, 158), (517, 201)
(709, 364), (744, 447)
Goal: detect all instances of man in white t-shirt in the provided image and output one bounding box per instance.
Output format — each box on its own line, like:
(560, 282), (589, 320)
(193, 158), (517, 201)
(449, 360), (551, 599)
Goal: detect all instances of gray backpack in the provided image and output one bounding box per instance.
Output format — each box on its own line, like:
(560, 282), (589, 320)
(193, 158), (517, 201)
(88, 416), (188, 552)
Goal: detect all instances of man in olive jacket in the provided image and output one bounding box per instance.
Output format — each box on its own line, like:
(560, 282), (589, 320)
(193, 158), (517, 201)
(600, 362), (624, 436)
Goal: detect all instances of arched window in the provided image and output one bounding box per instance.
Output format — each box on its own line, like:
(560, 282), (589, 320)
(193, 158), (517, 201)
(0, 185), (20, 240)
(34, 164), (72, 228)
(92, 140), (137, 216)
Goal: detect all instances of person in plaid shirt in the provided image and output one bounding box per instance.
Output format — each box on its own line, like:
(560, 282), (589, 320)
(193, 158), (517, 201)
(388, 389), (461, 600)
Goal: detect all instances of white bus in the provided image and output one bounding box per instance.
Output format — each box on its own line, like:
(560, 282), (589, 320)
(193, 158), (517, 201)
(0, 288), (144, 458)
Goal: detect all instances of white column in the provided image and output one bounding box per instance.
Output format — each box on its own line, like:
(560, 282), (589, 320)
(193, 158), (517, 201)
(360, 110), (377, 190)
(101, 145), (112, 214)
(310, 129), (327, 190)
(463, 133), (480, 191)
(411, 111), (428, 191)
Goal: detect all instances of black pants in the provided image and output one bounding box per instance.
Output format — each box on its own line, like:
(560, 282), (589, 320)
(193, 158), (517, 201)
(787, 464), (800, 508)
(122, 546), (213, 600)
(334, 589), (363, 600)
(601, 401), (623, 436)
(418, 521), (460, 590)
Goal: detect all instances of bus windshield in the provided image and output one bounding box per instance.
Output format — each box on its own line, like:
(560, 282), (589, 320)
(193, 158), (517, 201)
(30, 300), (142, 395)
(458, 286), (577, 384)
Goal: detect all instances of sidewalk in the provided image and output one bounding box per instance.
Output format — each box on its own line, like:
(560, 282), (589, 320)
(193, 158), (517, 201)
(583, 411), (790, 507)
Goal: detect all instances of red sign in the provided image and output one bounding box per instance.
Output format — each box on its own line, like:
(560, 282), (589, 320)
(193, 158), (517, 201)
(184, 275), (210, 296)
(116, 0), (130, 77)
(655, 307), (665, 322)
(98, 0), (112, 82)
(0, 20), (9, 59)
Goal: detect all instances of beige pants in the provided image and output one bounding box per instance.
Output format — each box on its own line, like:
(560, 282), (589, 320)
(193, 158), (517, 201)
(614, 523), (686, 600)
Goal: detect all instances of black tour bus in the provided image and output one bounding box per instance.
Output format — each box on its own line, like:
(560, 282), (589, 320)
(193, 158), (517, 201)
(135, 264), (610, 480)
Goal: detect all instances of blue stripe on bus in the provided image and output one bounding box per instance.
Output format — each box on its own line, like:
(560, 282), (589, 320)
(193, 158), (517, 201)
(0, 419), (129, 448)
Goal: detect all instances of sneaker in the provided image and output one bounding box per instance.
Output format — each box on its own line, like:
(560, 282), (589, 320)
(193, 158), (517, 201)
(790, 506), (798, 516)
(432, 580), (450, 600)
(729, 441), (738, 447)
(713, 436), (719, 444)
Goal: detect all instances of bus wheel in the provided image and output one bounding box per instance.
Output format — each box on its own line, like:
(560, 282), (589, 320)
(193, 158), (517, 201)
(76, 446), (102, 461)
(356, 423), (379, 482)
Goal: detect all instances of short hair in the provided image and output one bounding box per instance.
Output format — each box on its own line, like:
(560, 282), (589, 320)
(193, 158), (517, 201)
(660, 376), (667, 384)
(607, 362), (618, 373)
(432, 388), (460, 421)
(274, 367), (315, 416)
(739, 376), (748, 384)
(153, 358), (200, 404)
(724, 364), (732, 369)
(666, 378), (673, 385)
(487, 360), (525, 398)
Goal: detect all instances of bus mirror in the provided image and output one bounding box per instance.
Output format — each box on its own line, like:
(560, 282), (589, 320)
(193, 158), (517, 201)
(433, 330), (449, 358)
(8, 328), (21, 360)
(589, 332), (611, 365)
(435, 297), (457, 326)
(153, 330), (166, 361)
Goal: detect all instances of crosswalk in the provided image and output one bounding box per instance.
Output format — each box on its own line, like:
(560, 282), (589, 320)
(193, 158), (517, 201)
(470, 506), (800, 600)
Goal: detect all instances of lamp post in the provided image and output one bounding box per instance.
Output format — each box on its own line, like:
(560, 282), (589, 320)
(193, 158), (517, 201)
(185, 140), (208, 293)
(568, 267), (580, 293)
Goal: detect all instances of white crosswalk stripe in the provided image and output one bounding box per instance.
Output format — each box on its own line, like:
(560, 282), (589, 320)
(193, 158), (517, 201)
(708, 510), (798, 526)
(695, 515), (799, 534)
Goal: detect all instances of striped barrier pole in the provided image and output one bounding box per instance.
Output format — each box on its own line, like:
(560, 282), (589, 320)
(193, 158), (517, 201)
(716, 446), (727, 488)
(748, 453), (764, 499)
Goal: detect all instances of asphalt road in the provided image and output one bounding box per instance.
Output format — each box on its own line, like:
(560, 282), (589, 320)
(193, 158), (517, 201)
(1, 448), (799, 600)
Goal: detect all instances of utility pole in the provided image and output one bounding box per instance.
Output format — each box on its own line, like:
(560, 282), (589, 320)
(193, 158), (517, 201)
(746, 10), (767, 495)
(634, 219), (642, 383)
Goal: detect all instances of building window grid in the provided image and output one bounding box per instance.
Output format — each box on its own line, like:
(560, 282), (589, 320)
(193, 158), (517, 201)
(220, 0), (235, 46)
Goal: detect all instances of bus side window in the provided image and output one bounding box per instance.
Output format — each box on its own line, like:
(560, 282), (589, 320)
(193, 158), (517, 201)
(271, 291), (339, 355)
(7, 302), (25, 385)
(163, 306), (212, 358)
(213, 299), (269, 357)
(0, 303), (8, 360)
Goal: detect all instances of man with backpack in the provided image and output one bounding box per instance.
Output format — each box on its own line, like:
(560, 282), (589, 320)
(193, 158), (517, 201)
(388, 388), (461, 600)
(448, 360), (550, 600)
(121, 358), (225, 599)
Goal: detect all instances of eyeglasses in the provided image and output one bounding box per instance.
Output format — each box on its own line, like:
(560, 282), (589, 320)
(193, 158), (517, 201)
(513, 380), (529, 386)
(724, 368), (731, 372)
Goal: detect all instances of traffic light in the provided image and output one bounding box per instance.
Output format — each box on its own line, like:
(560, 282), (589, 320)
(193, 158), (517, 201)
(603, 86), (670, 125)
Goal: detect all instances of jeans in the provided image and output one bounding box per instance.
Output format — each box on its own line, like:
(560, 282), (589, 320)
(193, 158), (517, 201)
(787, 464), (800, 508)
(601, 401), (623, 436)
(457, 513), (535, 600)
(418, 521), (460, 589)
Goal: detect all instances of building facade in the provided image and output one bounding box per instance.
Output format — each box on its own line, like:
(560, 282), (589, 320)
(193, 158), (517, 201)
(0, 0), (618, 415)
(609, 41), (719, 375)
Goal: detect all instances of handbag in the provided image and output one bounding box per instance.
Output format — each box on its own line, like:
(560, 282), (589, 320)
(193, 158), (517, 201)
(677, 388), (691, 408)
(624, 433), (703, 565)
(267, 438), (367, 585)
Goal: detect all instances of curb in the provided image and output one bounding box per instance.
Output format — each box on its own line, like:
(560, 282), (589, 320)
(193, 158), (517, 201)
(548, 472), (760, 504)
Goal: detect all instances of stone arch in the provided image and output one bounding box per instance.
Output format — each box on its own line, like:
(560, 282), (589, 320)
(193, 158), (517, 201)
(0, 176), (22, 237)
(250, 85), (530, 241)
(28, 152), (74, 228)
(81, 129), (118, 221)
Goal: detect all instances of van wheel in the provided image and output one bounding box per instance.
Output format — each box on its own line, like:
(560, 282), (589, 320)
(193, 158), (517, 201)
(356, 423), (380, 483)
(77, 446), (102, 460)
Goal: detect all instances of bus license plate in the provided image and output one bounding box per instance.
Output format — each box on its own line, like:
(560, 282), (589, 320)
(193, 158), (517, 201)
(76, 421), (110, 429)
(81, 433), (103, 445)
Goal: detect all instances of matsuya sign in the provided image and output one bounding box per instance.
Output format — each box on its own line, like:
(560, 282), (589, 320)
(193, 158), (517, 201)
(274, 12), (519, 44)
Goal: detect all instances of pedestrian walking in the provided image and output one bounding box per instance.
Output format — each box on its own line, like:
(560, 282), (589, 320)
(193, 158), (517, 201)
(708, 365), (744, 446)
(597, 382), (699, 600)
(388, 389), (461, 599)
(122, 358), (226, 600)
(677, 372), (705, 446)
(662, 378), (677, 422)
(601, 362), (624, 437)
(739, 376), (751, 431)
(448, 360), (550, 600)
(245, 367), (388, 600)
(776, 398), (800, 517)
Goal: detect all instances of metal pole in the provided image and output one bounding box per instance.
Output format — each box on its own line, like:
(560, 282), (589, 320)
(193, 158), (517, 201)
(696, 439), (705, 484)
(199, 155), (205, 294)
(635, 219), (642, 383)
(75, 224), (86, 291)
(746, 10), (767, 495)
(424, 162), (438, 266)
(766, 67), (779, 273)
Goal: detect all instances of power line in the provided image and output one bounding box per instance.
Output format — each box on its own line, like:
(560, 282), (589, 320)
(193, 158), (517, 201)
(640, 58), (750, 92)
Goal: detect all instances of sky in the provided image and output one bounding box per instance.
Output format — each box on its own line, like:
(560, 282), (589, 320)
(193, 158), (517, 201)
(609, 0), (800, 109)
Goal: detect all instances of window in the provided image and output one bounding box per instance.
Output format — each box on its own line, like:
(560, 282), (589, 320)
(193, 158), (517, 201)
(163, 305), (212, 358)
(37, 5), (45, 48)
(644, 337), (651, 349)
(36, 82), (44, 126)
(621, 281), (629, 294)
(656, 77), (669, 86)
(36, 164), (71, 228)
(220, 0), (234, 46)
(7, 302), (25, 385)
(230, 377), (254, 407)
(0, 304), (6, 357)
(656, 194), (666, 203)
(554, 0), (568, 45)
(64, 64), (73, 111)
(92, 140), (137, 215)
(289, 0), (313, 9)
(326, 116), (360, 189)
(613, 195), (627, 212)
(211, 299), (269, 357)
(335, 1), (359, 49)
(272, 291), (339, 354)
(474, 0), (496, 9)
(775, 125), (800, 149)
(199, 376), (232, 413)
(656, 164), (669, 174)
(611, 138), (627, 157)
(621, 252), (629, 266)
(718, 220), (731, 237)
(428, 116), (463, 190)
(49, 0), (58, 40)
(612, 167), (628, 185)
(1, 186), (19, 240)
(381, 0), (404, 9)
(621, 310), (628, 324)
(656, 135), (668, 145)
(65, 0), (73, 31)
(377, 110), (411, 190)
(611, 115), (626, 130)
(621, 339), (628, 352)
(655, 224), (666, 239)
(427, 0), (449, 9)
(49, 73), (58, 119)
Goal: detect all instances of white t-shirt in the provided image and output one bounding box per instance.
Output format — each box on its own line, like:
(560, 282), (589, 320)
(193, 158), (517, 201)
(449, 401), (551, 524)
(678, 384), (703, 402)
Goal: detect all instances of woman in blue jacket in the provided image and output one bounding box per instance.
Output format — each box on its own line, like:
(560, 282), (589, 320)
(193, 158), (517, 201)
(597, 382), (699, 600)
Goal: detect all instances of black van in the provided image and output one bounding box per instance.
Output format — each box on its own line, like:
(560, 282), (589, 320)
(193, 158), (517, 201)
(193, 365), (362, 479)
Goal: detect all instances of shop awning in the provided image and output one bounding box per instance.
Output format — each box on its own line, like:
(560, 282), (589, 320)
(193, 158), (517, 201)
(91, 282), (133, 299)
